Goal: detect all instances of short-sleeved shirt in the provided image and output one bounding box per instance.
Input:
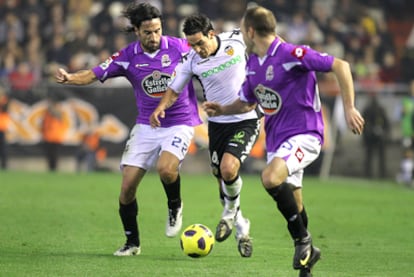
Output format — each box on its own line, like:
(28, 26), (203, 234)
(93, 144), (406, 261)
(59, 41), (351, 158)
(240, 37), (334, 152)
(92, 36), (202, 127)
(169, 30), (258, 123)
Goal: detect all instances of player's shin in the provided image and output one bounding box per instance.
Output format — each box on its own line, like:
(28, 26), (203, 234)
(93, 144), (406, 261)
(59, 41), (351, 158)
(119, 199), (140, 247)
(222, 175), (242, 211)
(265, 183), (307, 240)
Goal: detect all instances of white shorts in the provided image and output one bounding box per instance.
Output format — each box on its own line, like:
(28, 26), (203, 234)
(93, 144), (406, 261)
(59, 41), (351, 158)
(267, 134), (321, 188)
(121, 124), (194, 170)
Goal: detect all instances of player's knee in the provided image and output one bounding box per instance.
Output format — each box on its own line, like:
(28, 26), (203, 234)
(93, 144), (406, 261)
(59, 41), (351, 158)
(261, 169), (283, 189)
(120, 183), (137, 204)
(220, 163), (238, 182)
(158, 166), (178, 184)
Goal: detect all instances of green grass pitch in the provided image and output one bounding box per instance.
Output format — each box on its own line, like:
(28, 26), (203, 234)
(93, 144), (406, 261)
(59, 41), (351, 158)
(0, 170), (413, 277)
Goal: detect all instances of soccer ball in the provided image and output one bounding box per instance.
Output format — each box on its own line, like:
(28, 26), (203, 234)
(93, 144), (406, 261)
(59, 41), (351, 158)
(180, 224), (215, 258)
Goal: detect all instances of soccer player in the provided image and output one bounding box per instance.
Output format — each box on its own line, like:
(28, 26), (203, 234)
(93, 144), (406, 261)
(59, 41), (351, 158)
(150, 14), (261, 258)
(55, 2), (201, 256)
(202, 6), (365, 276)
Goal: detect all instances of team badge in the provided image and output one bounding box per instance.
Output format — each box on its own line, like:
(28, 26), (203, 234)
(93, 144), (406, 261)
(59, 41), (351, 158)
(254, 84), (282, 115)
(224, 45), (234, 56)
(161, 54), (171, 67)
(266, 65), (274, 81)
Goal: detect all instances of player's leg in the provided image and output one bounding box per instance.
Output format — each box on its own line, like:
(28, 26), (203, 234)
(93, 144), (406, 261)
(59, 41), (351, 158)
(114, 165), (146, 256)
(215, 153), (241, 241)
(292, 187), (308, 228)
(114, 124), (159, 256)
(264, 135), (321, 274)
(158, 125), (194, 237)
(157, 151), (183, 237)
(291, 186), (319, 277)
(215, 119), (259, 257)
(219, 153), (252, 257)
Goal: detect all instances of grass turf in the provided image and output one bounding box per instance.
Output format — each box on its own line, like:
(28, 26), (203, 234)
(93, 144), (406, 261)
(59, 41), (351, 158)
(0, 170), (413, 277)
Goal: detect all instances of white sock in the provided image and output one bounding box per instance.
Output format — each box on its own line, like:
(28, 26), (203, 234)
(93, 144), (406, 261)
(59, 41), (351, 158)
(222, 176), (242, 210)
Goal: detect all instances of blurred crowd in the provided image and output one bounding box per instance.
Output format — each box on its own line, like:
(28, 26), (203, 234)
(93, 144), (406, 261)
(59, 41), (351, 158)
(0, 0), (413, 98)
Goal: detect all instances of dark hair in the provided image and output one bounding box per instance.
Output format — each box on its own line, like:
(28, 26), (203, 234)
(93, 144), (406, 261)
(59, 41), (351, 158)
(122, 2), (162, 32)
(182, 13), (214, 36)
(243, 6), (276, 36)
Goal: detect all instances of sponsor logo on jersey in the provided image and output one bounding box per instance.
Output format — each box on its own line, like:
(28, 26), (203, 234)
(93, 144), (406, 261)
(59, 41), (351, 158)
(254, 84), (282, 115)
(224, 45), (234, 56)
(99, 51), (122, 70)
(161, 54), (171, 67)
(291, 46), (307, 59)
(141, 70), (171, 98)
(230, 131), (246, 144)
(200, 55), (242, 78)
(136, 63), (149, 67)
(295, 147), (304, 162)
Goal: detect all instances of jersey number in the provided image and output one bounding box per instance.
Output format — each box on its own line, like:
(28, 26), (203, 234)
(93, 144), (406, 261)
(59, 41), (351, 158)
(172, 136), (188, 155)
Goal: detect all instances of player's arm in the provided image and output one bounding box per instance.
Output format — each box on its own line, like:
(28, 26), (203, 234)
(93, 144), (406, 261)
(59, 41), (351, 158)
(55, 68), (97, 85)
(150, 87), (179, 128)
(331, 57), (365, 135)
(203, 99), (256, 117)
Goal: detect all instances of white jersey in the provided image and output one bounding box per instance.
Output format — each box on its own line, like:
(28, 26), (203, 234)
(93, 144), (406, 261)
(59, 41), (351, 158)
(169, 30), (259, 123)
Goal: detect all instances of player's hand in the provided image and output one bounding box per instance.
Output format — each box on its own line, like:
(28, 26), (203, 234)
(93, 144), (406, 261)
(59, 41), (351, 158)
(345, 107), (365, 135)
(55, 68), (70, 84)
(202, 101), (223, 117)
(150, 109), (165, 128)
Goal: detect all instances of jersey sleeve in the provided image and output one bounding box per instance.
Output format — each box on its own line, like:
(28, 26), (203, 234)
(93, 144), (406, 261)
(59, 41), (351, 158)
(288, 44), (334, 72)
(168, 52), (194, 94)
(239, 77), (257, 104)
(92, 49), (128, 82)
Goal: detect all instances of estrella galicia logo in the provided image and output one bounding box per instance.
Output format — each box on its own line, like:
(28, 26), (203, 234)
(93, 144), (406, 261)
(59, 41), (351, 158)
(230, 131), (246, 144)
(254, 84), (282, 115)
(141, 70), (171, 98)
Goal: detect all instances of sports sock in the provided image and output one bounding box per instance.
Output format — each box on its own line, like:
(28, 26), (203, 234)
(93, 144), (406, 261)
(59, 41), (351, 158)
(119, 199), (139, 246)
(222, 175), (242, 210)
(219, 187), (225, 207)
(266, 183), (307, 240)
(162, 174), (181, 210)
(300, 206), (308, 228)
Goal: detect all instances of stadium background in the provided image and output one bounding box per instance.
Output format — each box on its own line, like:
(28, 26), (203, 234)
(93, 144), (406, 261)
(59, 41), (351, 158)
(1, 0), (414, 178)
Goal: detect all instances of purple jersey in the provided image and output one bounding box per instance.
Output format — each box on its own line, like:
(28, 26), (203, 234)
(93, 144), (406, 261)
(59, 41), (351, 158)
(240, 37), (334, 152)
(92, 36), (202, 127)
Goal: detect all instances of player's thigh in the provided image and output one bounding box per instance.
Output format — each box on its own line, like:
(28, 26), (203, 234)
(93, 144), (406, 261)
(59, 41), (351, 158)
(267, 134), (321, 188)
(209, 119), (259, 177)
(121, 165), (147, 190)
(262, 156), (289, 188)
(121, 124), (163, 170)
(159, 125), (194, 168)
(268, 134), (320, 174)
(157, 150), (180, 175)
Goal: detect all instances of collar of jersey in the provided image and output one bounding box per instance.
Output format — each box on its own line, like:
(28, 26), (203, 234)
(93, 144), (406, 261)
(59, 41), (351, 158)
(267, 37), (282, 57)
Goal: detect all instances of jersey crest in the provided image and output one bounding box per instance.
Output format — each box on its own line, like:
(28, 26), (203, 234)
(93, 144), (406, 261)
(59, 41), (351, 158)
(161, 54), (171, 67)
(266, 65), (274, 81)
(224, 45), (235, 56)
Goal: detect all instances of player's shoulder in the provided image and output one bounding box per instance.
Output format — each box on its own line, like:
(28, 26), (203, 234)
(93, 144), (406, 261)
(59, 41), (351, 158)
(218, 29), (244, 45)
(163, 36), (190, 52)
